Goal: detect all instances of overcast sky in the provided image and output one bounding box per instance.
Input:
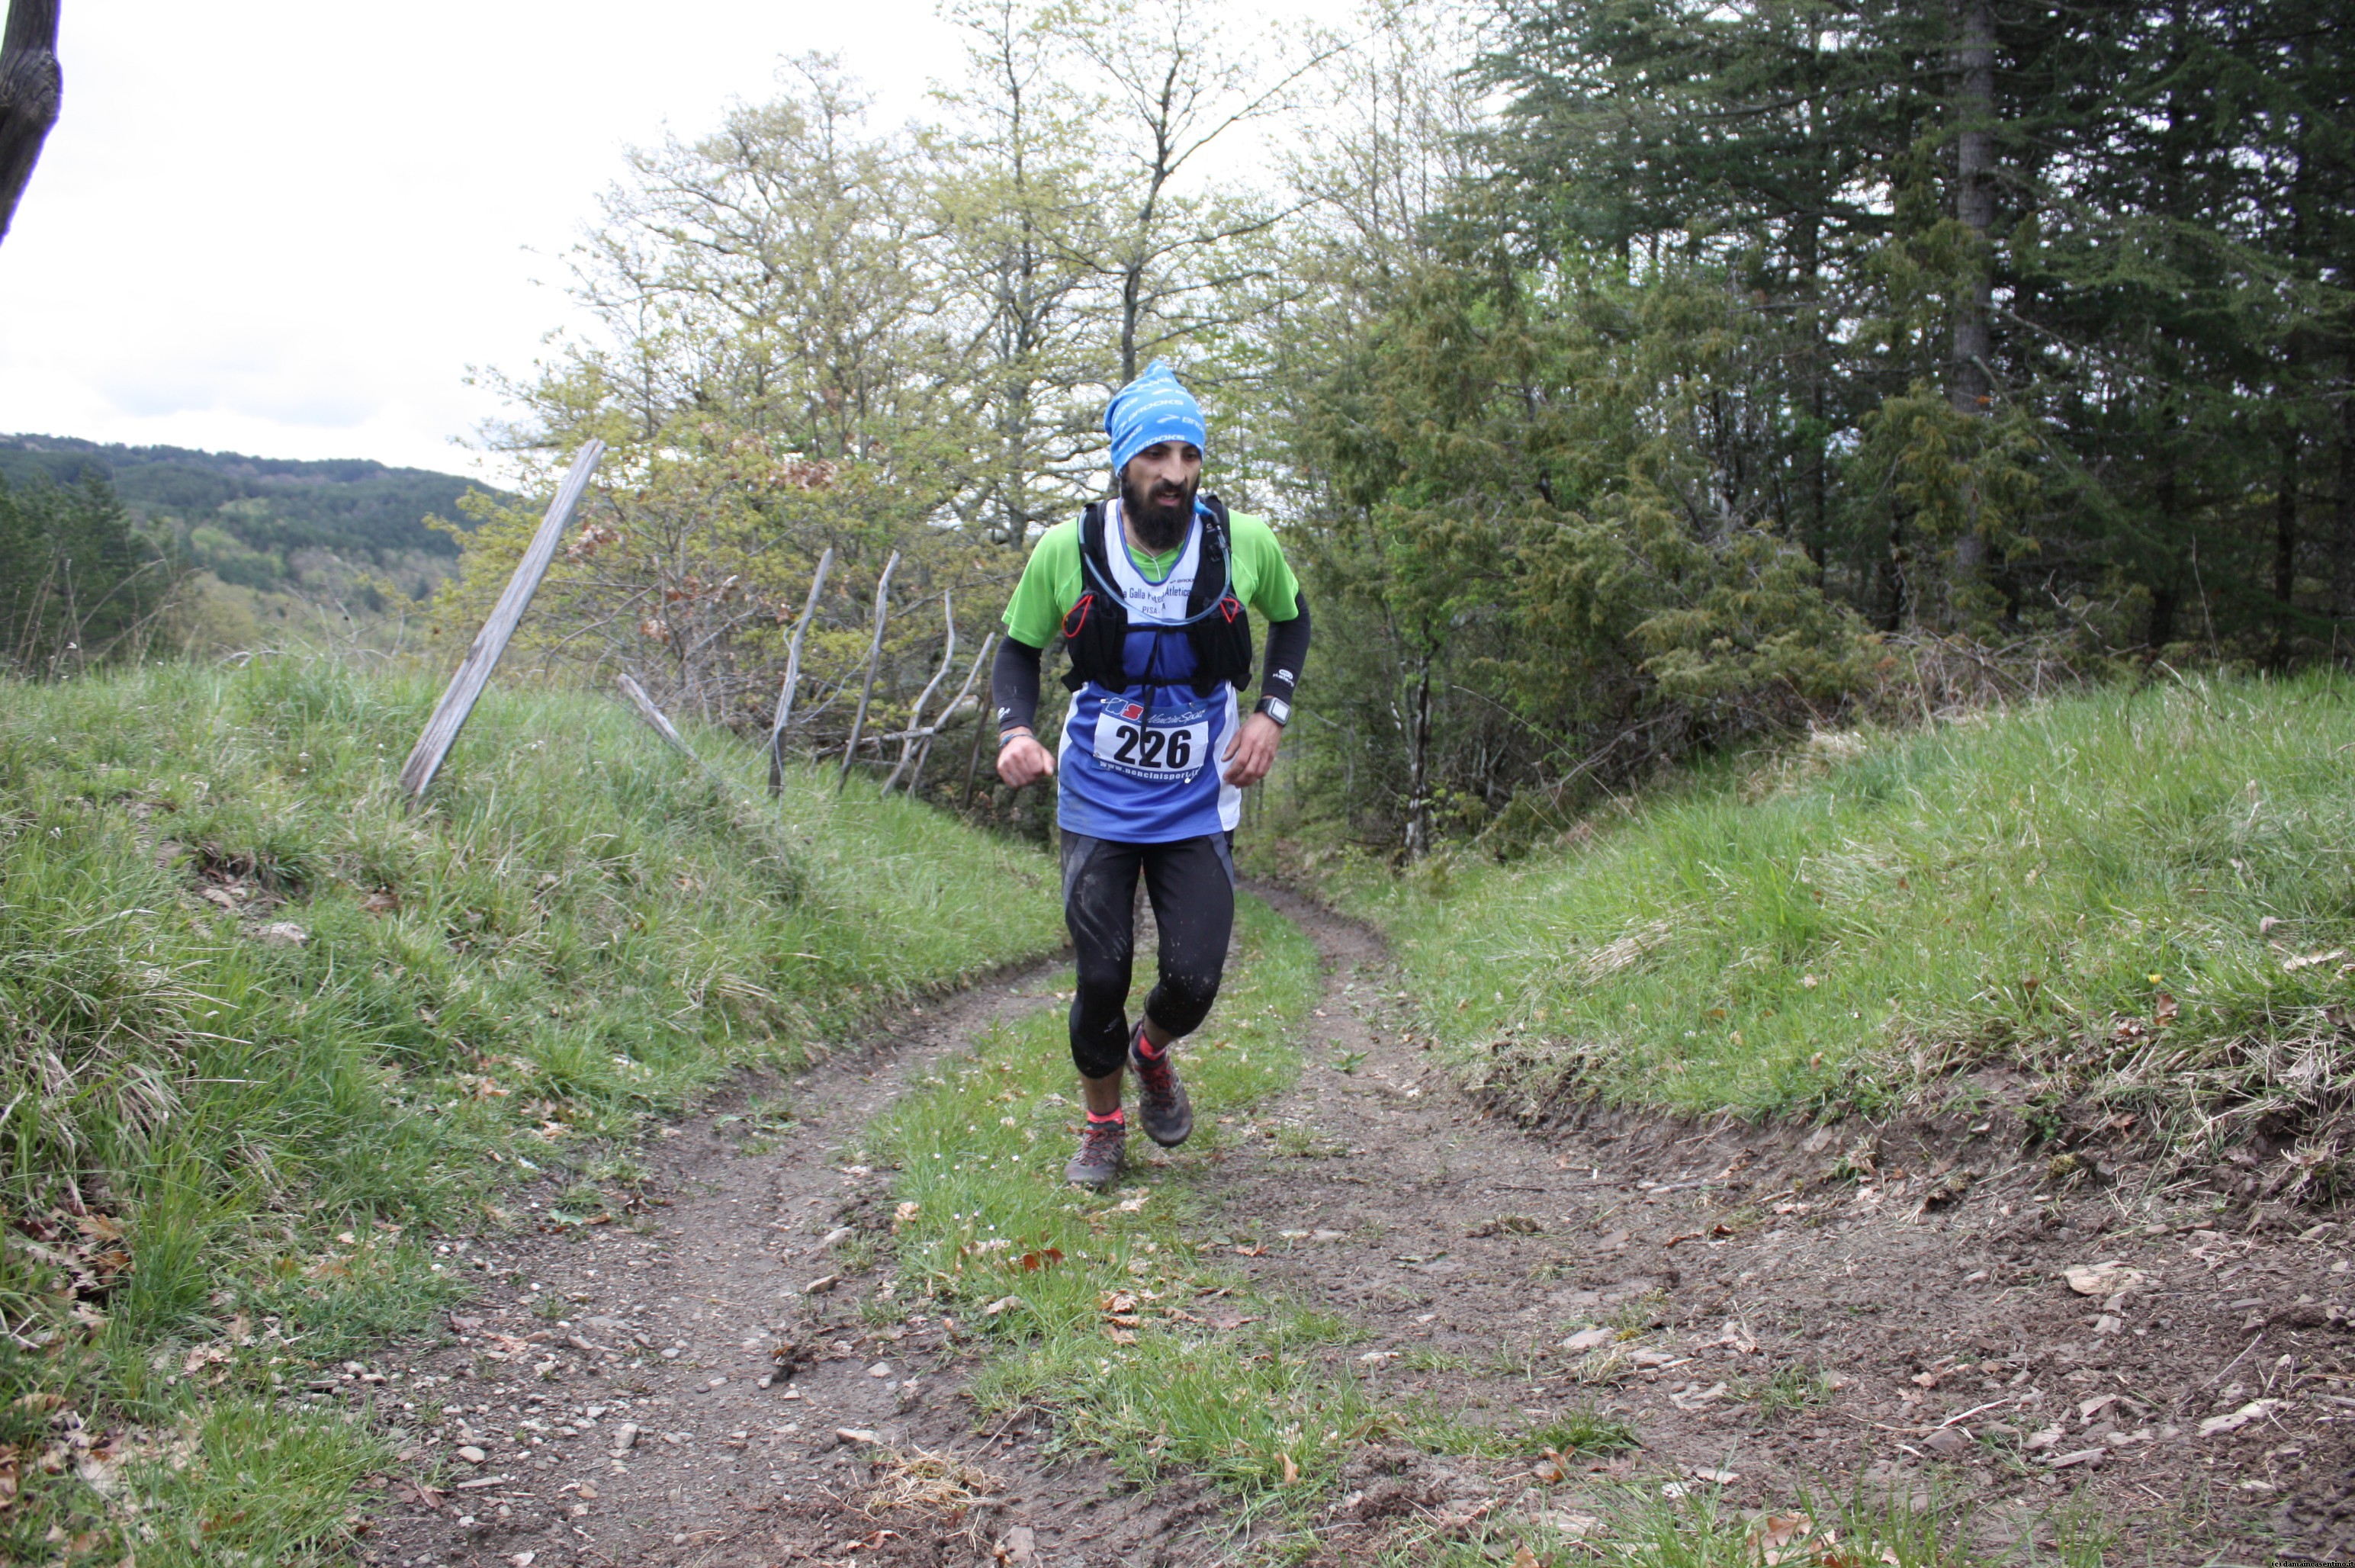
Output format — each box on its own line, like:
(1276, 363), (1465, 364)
(0, 1), (1215, 479)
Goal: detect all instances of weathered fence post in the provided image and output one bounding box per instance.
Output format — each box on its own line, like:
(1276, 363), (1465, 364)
(766, 546), (834, 795)
(617, 673), (691, 756)
(397, 442), (606, 801)
(881, 593), (955, 796)
(836, 551), (900, 792)
(908, 631), (994, 798)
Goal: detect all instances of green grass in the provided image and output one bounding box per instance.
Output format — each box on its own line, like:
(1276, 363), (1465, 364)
(1335, 673), (2355, 1133)
(1366, 1480), (2115, 1568)
(0, 657), (1062, 1563)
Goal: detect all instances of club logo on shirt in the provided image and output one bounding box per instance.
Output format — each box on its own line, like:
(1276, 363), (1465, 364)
(1116, 700), (1145, 721)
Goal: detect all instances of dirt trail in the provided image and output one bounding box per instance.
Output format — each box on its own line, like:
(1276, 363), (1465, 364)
(358, 891), (2353, 1568)
(365, 959), (1219, 1568)
(1217, 886), (2353, 1565)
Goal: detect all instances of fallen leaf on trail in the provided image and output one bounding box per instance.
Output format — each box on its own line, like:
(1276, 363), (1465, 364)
(259, 921), (309, 947)
(1662, 1231), (1704, 1249)
(892, 1201), (919, 1229)
(1211, 1314), (1258, 1331)
(1560, 1327), (1614, 1352)
(1630, 1348), (1678, 1367)
(1670, 1383), (1729, 1411)
(1922, 1426), (1971, 1460)
(1749, 1512), (1814, 1565)
(1016, 1247), (1064, 1271)
(1234, 1244), (1267, 1257)
(1512, 1546), (1541, 1568)
(994, 1524), (1038, 1565)
(1116, 1191), (1152, 1213)
(2063, 1262), (2145, 1296)
(804, 1274), (841, 1294)
(1104, 1328), (1137, 1345)
(182, 1345), (231, 1374)
(982, 1296), (1022, 1316)
(1280, 1453), (1300, 1484)
(2045, 1448), (2106, 1470)
(1910, 1370), (1941, 1389)
(2154, 992), (2180, 1023)
(2198, 1399), (2282, 1437)
(2284, 949), (2349, 972)
(1690, 1465), (1738, 1485)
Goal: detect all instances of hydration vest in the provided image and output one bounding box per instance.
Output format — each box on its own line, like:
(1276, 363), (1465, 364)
(1059, 494), (1254, 699)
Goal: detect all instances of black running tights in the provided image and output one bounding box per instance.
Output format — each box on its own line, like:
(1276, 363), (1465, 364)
(1059, 831), (1235, 1079)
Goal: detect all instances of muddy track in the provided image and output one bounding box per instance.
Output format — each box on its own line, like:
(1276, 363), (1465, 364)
(364, 955), (1229, 1568)
(1225, 886), (2353, 1566)
(357, 892), (2353, 1568)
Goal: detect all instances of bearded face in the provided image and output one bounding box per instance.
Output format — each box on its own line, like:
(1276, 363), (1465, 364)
(1120, 451), (1200, 554)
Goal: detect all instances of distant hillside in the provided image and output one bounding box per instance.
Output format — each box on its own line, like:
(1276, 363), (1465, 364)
(0, 435), (511, 595)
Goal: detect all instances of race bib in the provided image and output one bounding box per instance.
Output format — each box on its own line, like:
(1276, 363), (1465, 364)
(1091, 698), (1212, 781)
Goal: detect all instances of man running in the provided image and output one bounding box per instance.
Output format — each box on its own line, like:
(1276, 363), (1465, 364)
(991, 361), (1311, 1190)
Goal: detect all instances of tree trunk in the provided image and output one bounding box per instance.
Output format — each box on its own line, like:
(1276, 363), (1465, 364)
(2273, 429), (2299, 668)
(1402, 657), (1433, 860)
(0, 0), (62, 246)
(1949, 0), (1996, 577)
(2337, 352), (2355, 629)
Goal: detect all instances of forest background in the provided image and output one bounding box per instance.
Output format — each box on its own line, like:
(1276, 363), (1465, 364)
(11, 0), (2352, 857)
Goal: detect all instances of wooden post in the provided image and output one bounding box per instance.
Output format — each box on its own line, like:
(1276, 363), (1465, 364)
(881, 593), (956, 795)
(766, 546), (834, 795)
(398, 441), (605, 801)
(960, 676), (994, 810)
(617, 673), (691, 755)
(836, 550), (900, 792)
(908, 630), (993, 798)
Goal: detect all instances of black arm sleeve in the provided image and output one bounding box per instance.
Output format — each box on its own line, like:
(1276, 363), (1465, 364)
(992, 635), (1044, 736)
(1260, 591), (1310, 706)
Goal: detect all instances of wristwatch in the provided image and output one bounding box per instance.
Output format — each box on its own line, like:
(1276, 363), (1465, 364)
(1255, 696), (1291, 728)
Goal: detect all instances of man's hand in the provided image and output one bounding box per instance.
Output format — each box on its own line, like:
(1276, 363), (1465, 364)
(1221, 712), (1283, 788)
(997, 729), (1056, 789)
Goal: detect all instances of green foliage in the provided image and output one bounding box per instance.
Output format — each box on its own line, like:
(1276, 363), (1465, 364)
(0, 471), (184, 677)
(0, 658), (1062, 1556)
(1333, 673), (2355, 1124)
(0, 434), (506, 594)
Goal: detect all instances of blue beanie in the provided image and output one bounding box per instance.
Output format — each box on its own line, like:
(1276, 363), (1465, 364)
(1104, 360), (1206, 475)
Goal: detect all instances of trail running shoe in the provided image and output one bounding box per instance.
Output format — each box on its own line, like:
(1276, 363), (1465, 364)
(1065, 1114), (1127, 1190)
(1129, 1027), (1194, 1148)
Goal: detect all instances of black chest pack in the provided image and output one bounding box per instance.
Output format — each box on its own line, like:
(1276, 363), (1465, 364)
(1059, 494), (1255, 699)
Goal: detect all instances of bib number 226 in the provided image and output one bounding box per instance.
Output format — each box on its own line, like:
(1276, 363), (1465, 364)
(1095, 714), (1210, 778)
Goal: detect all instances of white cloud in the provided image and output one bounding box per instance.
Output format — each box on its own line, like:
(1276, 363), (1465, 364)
(0, 0), (1356, 475)
(0, 0), (969, 473)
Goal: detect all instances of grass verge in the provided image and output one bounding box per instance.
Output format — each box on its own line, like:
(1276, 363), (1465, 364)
(1366, 1481), (2116, 1568)
(0, 657), (1061, 1564)
(1329, 674), (2355, 1154)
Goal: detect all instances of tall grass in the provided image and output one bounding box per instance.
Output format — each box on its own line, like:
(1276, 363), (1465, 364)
(1338, 673), (2355, 1136)
(0, 657), (1060, 1563)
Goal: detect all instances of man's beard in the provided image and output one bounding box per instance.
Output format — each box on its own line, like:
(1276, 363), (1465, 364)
(1120, 471), (1198, 553)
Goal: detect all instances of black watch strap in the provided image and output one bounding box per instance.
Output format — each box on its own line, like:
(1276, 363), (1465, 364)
(1255, 696), (1291, 728)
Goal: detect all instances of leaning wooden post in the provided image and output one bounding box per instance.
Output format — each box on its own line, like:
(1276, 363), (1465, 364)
(881, 593), (956, 796)
(616, 673), (691, 756)
(836, 550), (900, 792)
(766, 546), (834, 795)
(398, 441), (606, 802)
(909, 630), (993, 799)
